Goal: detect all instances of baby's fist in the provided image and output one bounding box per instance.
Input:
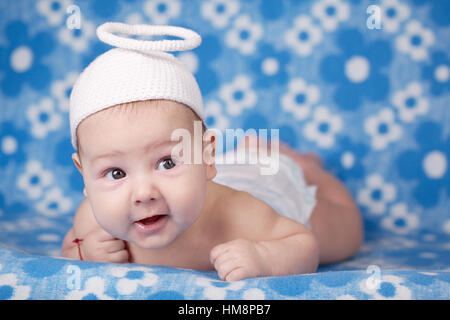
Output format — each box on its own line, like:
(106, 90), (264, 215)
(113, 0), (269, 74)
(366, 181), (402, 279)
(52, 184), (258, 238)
(209, 238), (271, 281)
(81, 228), (129, 263)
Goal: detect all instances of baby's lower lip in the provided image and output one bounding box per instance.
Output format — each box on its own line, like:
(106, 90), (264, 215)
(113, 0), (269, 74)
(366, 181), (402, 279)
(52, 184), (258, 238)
(134, 215), (168, 233)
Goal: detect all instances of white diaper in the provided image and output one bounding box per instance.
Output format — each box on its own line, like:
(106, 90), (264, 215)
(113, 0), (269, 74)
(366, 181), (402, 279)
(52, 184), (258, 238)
(212, 149), (318, 229)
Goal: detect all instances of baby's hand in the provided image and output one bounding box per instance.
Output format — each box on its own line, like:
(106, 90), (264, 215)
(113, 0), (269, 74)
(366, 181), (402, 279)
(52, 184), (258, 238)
(209, 239), (272, 281)
(80, 227), (129, 263)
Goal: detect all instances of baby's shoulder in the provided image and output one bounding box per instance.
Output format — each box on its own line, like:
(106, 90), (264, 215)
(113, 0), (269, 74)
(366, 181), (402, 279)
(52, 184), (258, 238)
(227, 189), (273, 215)
(215, 185), (283, 240)
(222, 188), (310, 241)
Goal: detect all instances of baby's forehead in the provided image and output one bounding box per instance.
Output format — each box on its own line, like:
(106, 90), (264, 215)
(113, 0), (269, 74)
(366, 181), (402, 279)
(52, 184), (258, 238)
(76, 100), (198, 150)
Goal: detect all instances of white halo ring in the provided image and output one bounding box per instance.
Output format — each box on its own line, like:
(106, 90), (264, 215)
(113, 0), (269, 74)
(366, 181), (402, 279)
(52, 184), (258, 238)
(96, 22), (202, 52)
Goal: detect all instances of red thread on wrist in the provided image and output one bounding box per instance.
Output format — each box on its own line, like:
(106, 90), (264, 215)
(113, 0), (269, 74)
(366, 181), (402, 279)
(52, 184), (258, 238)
(72, 238), (84, 261)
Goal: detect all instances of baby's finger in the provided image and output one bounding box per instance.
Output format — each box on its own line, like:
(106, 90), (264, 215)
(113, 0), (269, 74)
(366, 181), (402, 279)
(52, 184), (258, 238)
(215, 258), (242, 281)
(225, 267), (248, 282)
(96, 228), (118, 242)
(218, 263), (242, 282)
(211, 250), (231, 269)
(105, 240), (126, 253)
(108, 249), (129, 263)
(209, 243), (231, 265)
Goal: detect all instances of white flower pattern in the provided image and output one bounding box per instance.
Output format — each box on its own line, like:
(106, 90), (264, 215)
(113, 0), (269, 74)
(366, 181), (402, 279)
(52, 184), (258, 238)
(284, 15), (322, 56)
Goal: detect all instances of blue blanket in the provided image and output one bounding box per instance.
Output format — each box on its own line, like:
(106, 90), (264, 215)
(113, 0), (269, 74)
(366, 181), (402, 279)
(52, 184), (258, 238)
(0, 0), (449, 299)
(1, 229), (449, 299)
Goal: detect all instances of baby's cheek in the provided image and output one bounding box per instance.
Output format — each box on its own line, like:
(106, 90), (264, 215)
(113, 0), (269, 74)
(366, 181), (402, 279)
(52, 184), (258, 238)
(169, 189), (205, 224)
(184, 190), (206, 220)
(91, 197), (128, 236)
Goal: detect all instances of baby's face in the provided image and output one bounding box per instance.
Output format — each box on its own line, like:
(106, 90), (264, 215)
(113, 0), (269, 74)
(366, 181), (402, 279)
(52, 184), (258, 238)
(73, 100), (215, 249)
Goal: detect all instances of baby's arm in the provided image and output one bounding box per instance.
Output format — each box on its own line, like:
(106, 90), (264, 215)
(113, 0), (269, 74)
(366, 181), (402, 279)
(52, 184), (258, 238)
(210, 193), (319, 281)
(61, 198), (129, 263)
(256, 219), (319, 276)
(211, 219), (318, 281)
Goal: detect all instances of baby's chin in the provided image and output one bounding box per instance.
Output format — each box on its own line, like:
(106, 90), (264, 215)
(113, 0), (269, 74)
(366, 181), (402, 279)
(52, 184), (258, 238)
(131, 240), (169, 250)
(127, 234), (173, 250)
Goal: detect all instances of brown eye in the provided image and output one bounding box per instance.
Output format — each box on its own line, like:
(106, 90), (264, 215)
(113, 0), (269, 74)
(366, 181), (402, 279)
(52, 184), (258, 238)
(158, 158), (176, 170)
(106, 168), (126, 180)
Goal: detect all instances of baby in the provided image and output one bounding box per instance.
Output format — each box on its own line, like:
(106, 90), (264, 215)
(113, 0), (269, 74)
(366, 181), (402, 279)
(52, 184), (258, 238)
(61, 23), (363, 281)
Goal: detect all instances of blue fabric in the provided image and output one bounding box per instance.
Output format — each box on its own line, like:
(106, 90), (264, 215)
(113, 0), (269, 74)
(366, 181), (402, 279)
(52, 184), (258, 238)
(0, 0), (449, 299)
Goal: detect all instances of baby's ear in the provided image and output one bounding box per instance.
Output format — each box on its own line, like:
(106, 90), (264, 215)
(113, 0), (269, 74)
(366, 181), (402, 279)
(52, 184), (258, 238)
(206, 160), (217, 181)
(203, 130), (217, 180)
(72, 153), (88, 198)
(72, 152), (83, 174)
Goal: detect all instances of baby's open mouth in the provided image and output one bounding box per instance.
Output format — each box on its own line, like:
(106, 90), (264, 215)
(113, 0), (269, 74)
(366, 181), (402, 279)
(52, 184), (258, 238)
(136, 215), (166, 226)
(133, 214), (169, 233)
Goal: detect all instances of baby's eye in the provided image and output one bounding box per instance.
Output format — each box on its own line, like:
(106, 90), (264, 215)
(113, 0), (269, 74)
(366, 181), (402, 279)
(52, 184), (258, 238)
(157, 157), (176, 170)
(105, 168), (126, 180)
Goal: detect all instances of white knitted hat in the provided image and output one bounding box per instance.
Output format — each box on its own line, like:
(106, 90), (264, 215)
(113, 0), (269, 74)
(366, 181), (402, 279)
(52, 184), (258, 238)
(69, 22), (204, 150)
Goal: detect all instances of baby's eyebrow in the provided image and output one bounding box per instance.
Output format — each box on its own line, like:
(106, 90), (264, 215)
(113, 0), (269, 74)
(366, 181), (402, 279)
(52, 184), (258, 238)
(91, 149), (124, 163)
(146, 139), (181, 150)
(91, 139), (178, 163)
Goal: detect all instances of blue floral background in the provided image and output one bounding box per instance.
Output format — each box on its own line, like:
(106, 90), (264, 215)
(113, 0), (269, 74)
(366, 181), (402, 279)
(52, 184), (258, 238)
(0, 0), (449, 299)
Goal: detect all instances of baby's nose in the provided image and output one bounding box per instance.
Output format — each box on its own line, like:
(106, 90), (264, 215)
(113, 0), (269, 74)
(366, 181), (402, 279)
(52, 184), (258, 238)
(135, 196), (157, 204)
(133, 179), (161, 204)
